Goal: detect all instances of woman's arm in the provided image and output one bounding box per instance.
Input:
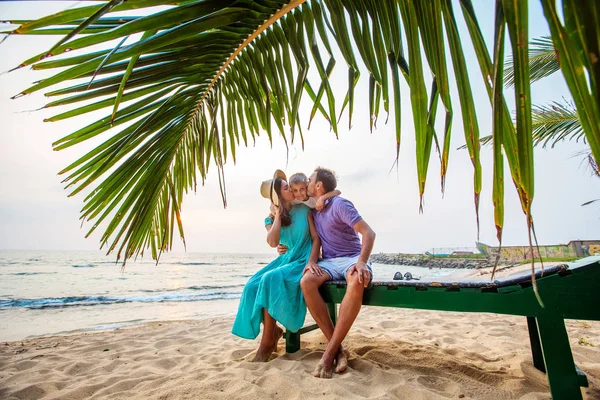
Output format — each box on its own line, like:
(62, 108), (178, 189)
(315, 189), (342, 210)
(266, 204), (282, 248)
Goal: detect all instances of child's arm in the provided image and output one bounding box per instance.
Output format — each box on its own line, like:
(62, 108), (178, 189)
(305, 212), (324, 276)
(315, 189), (341, 210)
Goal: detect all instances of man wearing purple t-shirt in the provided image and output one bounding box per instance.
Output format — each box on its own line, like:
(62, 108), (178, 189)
(300, 167), (376, 379)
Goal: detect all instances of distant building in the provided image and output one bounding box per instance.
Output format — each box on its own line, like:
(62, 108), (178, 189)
(425, 247), (480, 257)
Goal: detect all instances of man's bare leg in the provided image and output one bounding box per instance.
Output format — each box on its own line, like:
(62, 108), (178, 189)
(313, 272), (364, 378)
(252, 308), (283, 362)
(301, 272), (350, 377)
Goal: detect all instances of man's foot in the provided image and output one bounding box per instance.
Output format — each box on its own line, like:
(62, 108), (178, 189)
(252, 326), (283, 362)
(313, 354), (335, 379)
(334, 346), (348, 373)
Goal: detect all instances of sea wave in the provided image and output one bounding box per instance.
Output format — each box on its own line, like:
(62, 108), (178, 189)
(72, 264), (95, 268)
(174, 262), (239, 266)
(0, 291), (242, 310)
(8, 272), (57, 276)
(136, 284), (244, 293)
(0, 261), (30, 266)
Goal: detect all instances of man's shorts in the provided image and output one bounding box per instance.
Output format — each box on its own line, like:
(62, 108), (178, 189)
(317, 255), (373, 281)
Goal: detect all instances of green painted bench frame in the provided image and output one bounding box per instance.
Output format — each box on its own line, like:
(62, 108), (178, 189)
(285, 257), (600, 399)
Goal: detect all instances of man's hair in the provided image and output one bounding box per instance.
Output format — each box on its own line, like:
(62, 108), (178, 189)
(289, 172), (308, 186)
(314, 167), (337, 193)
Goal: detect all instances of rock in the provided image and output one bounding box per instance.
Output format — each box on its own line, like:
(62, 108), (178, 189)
(370, 253), (493, 269)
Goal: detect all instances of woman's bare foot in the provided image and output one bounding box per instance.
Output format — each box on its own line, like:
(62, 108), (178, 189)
(313, 353), (335, 379)
(334, 346), (348, 373)
(252, 325), (283, 362)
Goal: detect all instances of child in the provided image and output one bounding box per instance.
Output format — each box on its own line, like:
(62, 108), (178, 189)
(273, 172), (341, 255)
(288, 172), (341, 210)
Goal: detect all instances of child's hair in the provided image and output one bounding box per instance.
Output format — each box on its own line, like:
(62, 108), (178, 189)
(289, 172), (308, 186)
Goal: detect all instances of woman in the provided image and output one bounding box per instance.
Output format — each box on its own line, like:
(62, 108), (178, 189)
(232, 170), (321, 362)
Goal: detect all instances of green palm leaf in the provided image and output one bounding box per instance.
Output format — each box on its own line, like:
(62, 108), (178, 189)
(476, 101), (583, 149)
(5, 0), (600, 264)
(504, 36), (559, 87)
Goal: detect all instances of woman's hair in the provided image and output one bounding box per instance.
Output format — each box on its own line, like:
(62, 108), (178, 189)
(289, 172), (308, 186)
(273, 178), (292, 227)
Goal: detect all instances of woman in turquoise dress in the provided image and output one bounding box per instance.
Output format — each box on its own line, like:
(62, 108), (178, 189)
(232, 170), (321, 361)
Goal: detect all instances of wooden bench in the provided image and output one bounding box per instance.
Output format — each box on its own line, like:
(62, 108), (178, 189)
(284, 256), (600, 399)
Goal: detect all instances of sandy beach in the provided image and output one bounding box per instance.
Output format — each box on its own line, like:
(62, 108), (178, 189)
(1, 303), (599, 399)
(2, 0), (600, 397)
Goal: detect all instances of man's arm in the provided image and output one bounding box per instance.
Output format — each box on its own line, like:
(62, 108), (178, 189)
(349, 219), (376, 286)
(354, 219), (376, 263)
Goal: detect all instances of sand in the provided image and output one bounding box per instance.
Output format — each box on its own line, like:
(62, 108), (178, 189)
(1, 304), (599, 400)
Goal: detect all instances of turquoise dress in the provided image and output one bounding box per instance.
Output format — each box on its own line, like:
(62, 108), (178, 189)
(232, 204), (312, 339)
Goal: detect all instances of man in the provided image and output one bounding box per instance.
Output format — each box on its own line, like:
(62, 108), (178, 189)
(301, 167), (376, 379)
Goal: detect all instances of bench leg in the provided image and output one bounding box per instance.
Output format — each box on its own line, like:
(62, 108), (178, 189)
(284, 303), (337, 354)
(327, 302), (337, 325)
(536, 314), (582, 400)
(526, 316), (546, 373)
(285, 330), (300, 353)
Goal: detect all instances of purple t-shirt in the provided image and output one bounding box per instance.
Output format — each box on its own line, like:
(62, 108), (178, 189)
(312, 196), (362, 259)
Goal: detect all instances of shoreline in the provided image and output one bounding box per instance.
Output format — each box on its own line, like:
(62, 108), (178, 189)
(1, 308), (598, 399)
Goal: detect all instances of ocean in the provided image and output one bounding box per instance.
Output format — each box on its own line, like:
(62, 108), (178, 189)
(0, 251), (461, 342)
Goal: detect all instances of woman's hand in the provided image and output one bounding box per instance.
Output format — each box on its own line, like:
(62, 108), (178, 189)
(304, 260), (325, 276)
(269, 202), (280, 219)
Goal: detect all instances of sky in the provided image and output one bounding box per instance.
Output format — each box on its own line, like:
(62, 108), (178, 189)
(0, 1), (598, 257)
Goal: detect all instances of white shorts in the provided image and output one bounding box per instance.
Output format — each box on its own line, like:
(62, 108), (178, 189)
(317, 255), (373, 281)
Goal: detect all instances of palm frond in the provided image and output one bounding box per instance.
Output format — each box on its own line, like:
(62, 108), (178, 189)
(588, 152), (600, 177)
(541, 0), (600, 176)
(473, 100), (583, 149)
(531, 101), (584, 147)
(5, 0), (600, 264)
(582, 199), (600, 206)
(7, 0), (465, 263)
(504, 35), (559, 88)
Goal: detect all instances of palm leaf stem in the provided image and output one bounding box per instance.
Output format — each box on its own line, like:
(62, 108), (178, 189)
(200, 0), (306, 106)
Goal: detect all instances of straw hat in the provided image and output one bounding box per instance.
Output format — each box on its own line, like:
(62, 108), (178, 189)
(260, 169), (287, 206)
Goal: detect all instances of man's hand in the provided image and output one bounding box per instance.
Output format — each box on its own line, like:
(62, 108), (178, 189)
(304, 260), (325, 276)
(347, 260), (371, 288)
(315, 196), (325, 210)
(276, 244), (288, 255)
